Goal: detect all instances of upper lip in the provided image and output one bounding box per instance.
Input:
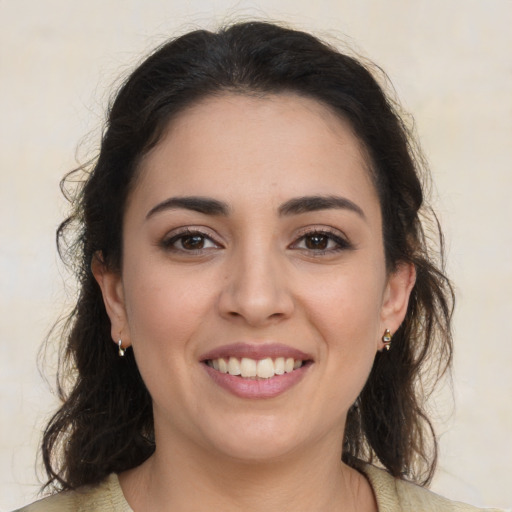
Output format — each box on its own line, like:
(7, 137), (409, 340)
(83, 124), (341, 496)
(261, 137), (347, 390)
(200, 342), (313, 362)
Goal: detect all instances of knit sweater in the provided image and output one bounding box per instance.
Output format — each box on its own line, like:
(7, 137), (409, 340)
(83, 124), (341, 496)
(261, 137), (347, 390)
(16, 465), (505, 511)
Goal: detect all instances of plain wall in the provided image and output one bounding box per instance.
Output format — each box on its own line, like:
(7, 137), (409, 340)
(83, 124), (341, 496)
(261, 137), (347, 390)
(1, 0), (511, 509)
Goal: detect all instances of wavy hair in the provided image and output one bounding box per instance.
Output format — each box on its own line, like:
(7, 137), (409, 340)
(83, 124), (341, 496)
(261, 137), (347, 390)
(42, 21), (453, 491)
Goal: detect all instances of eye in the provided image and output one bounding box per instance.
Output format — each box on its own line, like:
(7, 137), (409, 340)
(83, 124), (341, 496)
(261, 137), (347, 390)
(291, 229), (351, 254)
(161, 229), (221, 253)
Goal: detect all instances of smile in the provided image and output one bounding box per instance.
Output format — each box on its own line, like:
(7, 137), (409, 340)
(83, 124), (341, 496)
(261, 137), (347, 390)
(200, 343), (313, 398)
(205, 357), (304, 379)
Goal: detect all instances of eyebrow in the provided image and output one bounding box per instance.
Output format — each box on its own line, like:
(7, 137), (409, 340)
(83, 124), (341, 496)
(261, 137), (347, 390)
(278, 195), (366, 219)
(146, 194), (365, 220)
(146, 196), (230, 219)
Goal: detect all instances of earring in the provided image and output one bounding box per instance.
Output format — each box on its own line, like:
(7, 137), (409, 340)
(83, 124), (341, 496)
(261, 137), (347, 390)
(118, 339), (126, 357)
(382, 329), (392, 351)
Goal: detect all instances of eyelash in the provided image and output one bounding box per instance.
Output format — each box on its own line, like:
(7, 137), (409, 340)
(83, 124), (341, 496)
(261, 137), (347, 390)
(160, 228), (222, 253)
(160, 228), (352, 255)
(290, 228), (352, 255)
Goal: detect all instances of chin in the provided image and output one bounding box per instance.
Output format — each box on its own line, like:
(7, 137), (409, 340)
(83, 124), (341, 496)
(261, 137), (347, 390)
(212, 437), (302, 464)
(199, 414), (308, 462)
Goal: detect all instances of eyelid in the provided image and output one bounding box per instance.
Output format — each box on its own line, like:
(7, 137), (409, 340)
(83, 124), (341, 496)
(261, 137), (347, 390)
(289, 225), (353, 252)
(160, 226), (224, 251)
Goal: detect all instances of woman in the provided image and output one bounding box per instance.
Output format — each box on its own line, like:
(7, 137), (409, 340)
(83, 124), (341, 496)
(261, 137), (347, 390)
(17, 21), (503, 512)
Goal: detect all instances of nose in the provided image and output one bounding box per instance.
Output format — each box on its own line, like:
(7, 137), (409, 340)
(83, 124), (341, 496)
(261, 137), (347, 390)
(217, 244), (294, 327)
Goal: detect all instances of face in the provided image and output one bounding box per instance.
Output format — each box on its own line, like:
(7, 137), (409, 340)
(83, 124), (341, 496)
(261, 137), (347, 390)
(95, 93), (414, 463)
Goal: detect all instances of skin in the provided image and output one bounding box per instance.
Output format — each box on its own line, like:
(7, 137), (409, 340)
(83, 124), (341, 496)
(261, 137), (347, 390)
(93, 93), (415, 512)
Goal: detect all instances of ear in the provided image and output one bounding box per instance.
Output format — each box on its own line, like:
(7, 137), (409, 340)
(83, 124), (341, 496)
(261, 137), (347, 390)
(91, 252), (131, 348)
(379, 261), (416, 347)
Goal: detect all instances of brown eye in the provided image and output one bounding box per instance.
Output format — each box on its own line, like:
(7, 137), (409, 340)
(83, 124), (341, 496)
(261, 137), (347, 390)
(162, 230), (220, 252)
(292, 230), (351, 253)
(304, 234), (329, 250)
(181, 235), (206, 250)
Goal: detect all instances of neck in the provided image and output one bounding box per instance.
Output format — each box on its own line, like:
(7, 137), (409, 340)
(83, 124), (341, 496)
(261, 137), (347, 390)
(119, 432), (376, 512)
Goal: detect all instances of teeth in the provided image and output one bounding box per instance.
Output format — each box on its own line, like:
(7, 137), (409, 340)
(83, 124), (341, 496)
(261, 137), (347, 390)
(257, 358), (275, 379)
(240, 357), (257, 377)
(274, 357), (285, 375)
(218, 358), (229, 374)
(207, 356), (304, 379)
(227, 356), (241, 375)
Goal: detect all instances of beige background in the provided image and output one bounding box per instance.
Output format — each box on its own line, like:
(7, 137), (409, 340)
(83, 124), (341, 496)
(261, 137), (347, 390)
(1, 0), (511, 509)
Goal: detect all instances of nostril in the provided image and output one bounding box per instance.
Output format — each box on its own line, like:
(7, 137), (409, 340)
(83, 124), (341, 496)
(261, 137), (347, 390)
(217, 268), (294, 326)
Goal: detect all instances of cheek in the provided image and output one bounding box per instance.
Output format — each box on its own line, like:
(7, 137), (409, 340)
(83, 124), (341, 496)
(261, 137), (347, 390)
(120, 264), (220, 413)
(299, 263), (385, 389)
(122, 262), (218, 351)
(303, 267), (385, 341)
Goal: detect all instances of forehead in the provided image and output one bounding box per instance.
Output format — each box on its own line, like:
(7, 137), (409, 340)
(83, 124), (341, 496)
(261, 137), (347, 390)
(133, 93), (379, 216)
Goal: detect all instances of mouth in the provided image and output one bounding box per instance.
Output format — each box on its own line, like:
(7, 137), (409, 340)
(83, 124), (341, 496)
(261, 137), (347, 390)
(199, 343), (313, 398)
(204, 356), (310, 379)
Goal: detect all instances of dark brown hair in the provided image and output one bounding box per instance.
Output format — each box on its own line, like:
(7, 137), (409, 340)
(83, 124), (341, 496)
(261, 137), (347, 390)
(42, 21), (453, 491)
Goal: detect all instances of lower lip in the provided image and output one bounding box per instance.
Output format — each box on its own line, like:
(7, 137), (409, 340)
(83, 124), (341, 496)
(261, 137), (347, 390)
(202, 363), (311, 399)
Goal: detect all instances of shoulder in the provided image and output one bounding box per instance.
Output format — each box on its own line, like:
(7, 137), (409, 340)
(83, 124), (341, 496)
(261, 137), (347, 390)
(359, 464), (505, 512)
(14, 474), (132, 512)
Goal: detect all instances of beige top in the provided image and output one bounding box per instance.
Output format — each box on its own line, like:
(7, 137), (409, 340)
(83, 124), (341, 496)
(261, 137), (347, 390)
(16, 465), (505, 512)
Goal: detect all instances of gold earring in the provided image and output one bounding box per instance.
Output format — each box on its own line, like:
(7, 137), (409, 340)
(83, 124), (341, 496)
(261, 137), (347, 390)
(118, 339), (126, 357)
(382, 329), (392, 351)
